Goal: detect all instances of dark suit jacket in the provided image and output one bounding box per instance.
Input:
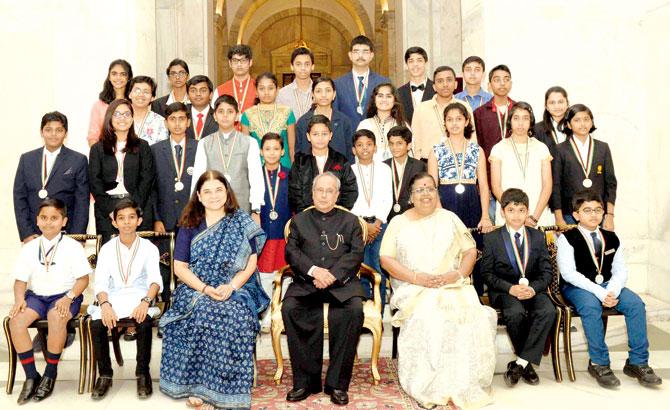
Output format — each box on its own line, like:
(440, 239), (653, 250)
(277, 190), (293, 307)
(383, 157), (426, 220)
(333, 70), (391, 130)
(481, 226), (553, 305)
(551, 138), (617, 215)
(285, 207), (366, 302)
(13, 146), (89, 240)
(288, 150), (358, 213)
(397, 79), (435, 124)
(151, 137), (198, 231)
(151, 94), (170, 117)
(185, 104), (218, 140)
(474, 97), (515, 184)
(533, 121), (560, 158)
(295, 108), (354, 162)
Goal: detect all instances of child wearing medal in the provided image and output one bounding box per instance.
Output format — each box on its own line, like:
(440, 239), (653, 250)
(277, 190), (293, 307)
(552, 104), (617, 230)
(257, 132), (291, 330)
(481, 188), (556, 388)
(557, 190), (662, 388)
(490, 102), (554, 227)
(9, 199), (90, 404)
(356, 82), (407, 162)
(384, 125), (426, 221)
(88, 199), (162, 400)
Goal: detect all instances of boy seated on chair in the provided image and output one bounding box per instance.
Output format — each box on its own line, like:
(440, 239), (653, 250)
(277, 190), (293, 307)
(88, 198), (162, 400)
(557, 190), (662, 388)
(9, 198), (90, 404)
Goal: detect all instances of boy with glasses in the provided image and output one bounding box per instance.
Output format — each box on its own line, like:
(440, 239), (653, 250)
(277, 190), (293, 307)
(152, 58), (190, 117)
(212, 44), (256, 117)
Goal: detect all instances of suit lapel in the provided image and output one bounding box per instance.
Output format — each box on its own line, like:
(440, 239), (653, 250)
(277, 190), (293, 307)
(162, 141), (177, 176)
(500, 228), (521, 276)
(44, 147), (67, 188)
(204, 111), (215, 133)
(422, 79), (434, 101)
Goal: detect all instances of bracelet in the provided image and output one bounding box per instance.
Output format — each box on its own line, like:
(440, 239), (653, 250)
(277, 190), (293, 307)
(100, 301), (111, 308)
(201, 283), (208, 293)
(529, 215), (538, 223)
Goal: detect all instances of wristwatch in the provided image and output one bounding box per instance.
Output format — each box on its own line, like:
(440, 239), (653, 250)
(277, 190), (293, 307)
(141, 296), (153, 305)
(65, 290), (76, 302)
(251, 209), (260, 215)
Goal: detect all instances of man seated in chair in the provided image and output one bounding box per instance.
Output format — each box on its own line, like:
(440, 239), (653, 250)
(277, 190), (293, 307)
(283, 172), (365, 406)
(481, 188), (556, 387)
(9, 198), (90, 404)
(88, 199), (162, 399)
(557, 190), (662, 388)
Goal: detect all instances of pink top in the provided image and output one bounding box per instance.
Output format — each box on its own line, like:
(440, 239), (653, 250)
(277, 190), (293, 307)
(87, 100), (109, 146)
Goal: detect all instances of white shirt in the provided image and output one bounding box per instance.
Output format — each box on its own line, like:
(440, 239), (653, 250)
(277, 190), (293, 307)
(191, 105), (211, 140)
(556, 226), (627, 301)
(315, 154), (327, 174)
(42, 147), (61, 182)
(191, 131), (265, 210)
(550, 118), (566, 144)
(350, 161), (393, 223)
(506, 225), (526, 246)
(14, 234), (90, 296)
(89, 236), (163, 320)
(410, 79), (427, 106)
(351, 69), (370, 107)
(166, 90), (190, 105)
(105, 141), (129, 195)
(573, 135), (591, 166)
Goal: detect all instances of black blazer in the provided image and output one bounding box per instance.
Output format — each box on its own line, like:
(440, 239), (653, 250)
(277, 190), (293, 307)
(288, 150), (358, 214)
(533, 121), (561, 157)
(285, 207), (366, 302)
(151, 95), (170, 117)
(382, 157), (426, 220)
(481, 227), (553, 305)
(397, 79), (435, 124)
(185, 104), (218, 140)
(551, 138), (617, 215)
(13, 146), (90, 240)
(151, 137), (198, 231)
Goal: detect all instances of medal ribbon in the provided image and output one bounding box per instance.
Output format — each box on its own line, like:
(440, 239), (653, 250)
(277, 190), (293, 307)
(495, 102), (510, 139)
(578, 228), (606, 275)
(135, 110), (150, 138)
(233, 77), (251, 112)
(263, 166), (281, 213)
(357, 163), (374, 208)
(510, 137), (529, 180)
(433, 103), (447, 139)
(569, 135), (594, 180)
(216, 131), (239, 176)
(510, 227), (529, 278)
(391, 159), (404, 205)
(41, 153), (50, 190)
(293, 82), (312, 115)
(446, 138), (467, 184)
(374, 115), (394, 157)
(116, 236), (140, 286)
(39, 234), (63, 273)
(171, 139), (187, 183)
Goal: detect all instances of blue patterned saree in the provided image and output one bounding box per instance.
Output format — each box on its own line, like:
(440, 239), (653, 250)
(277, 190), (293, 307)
(159, 210), (268, 409)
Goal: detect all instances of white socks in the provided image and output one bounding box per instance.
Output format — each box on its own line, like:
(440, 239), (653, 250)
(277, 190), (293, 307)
(516, 358), (529, 368)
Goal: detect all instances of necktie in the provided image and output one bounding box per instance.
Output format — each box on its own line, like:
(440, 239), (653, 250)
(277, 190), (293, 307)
(591, 232), (602, 256)
(514, 232), (524, 261)
(196, 113), (204, 139)
(357, 76), (365, 98)
(175, 144), (183, 165)
(411, 84), (425, 92)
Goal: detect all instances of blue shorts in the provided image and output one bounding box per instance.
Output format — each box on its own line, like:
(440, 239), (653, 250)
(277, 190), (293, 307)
(25, 290), (83, 320)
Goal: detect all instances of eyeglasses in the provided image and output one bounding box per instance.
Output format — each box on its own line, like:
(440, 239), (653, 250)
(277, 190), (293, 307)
(230, 57), (249, 65)
(491, 77), (511, 85)
(411, 187), (437, 195)
(351, 49), (371, 56)
(314, 188), (338, 196)
(169, 70), (188, 78)
(580, 207), (604, 215)
(113, 111), (132, 119)
(132, 88), (152, 97)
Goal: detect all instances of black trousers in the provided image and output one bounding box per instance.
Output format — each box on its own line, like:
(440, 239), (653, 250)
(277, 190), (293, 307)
(282, 293), (364, 391)
(90, 318), (153, 377)
(496, 292), (556, 365)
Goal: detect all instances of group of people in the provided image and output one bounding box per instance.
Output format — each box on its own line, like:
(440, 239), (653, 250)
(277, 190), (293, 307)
(8, 33), (662, 409)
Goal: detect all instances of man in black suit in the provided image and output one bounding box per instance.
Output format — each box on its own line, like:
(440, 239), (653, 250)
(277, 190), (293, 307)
(13, 111), (89, 243)
(151, 102), (197, 302)
(481, 188), (556, 388)
(185, 75), (218, 140)
(383, 125), (426, 221)
(283, 172), (365, 406)
(151, 58), (190, 117)
(396, 46), (435, 125)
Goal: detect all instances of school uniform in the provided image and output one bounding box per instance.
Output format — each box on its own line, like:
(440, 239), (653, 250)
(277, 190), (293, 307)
(186, 104), (218, 141)
(295, 109), (355, 163)
(383, 156), (427, 221)
(397, 78), (435, 124)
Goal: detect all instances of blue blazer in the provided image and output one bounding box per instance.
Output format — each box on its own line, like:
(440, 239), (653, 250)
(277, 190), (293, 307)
(333, 70), (391, 130)
(13, 146), (90, 240)
(151, 137), (198, 231)
(295, 108), (354, 163)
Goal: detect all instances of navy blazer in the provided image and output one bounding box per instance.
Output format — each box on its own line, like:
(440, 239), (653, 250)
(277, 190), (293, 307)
(185, 104), (218, 140)
(13, 146), (90, 240)
(151, 137), (198, 231)
(333, 70), (391, 130)
(397, 79), (435, 124)
(295, 108), (354, 163)
(151, 94), (170, 117)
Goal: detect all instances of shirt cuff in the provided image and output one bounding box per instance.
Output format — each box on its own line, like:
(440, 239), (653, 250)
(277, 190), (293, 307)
(307, 266), (317, 277)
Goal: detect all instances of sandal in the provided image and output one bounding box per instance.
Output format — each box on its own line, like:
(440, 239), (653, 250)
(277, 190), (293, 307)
(186, 397), (203, 408)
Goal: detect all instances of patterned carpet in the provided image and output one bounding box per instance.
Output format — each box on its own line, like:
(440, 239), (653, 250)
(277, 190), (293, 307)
(252, 358), (421, 409)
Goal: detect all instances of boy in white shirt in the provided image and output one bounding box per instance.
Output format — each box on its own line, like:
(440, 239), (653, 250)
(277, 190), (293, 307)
(9, 198), (90, 404)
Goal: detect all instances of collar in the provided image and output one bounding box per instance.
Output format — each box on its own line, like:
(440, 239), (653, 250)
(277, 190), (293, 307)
(117, 234), (140, 250)
(43, 146), (62, 157)
(506, 224), (525, 238)
(409, 78), (427, 88)
(233, 76), (252, 87)
(490, 97), (513, 112)
(219, 130), (235, 140)
(170, 137), (186, 148)
(167, 90), (189, 105)
(193, 105), (209, 115)
(40, 232), (62, 247)
(313, 206), (338, 217)
(352, 69), (370, 80)
(577, 224), (599, 235)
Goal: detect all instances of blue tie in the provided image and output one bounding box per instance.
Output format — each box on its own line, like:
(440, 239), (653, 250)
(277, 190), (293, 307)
(514, 232), (524, 261)
(175, 144), (183, 164)
(357, 76), (365, 99)
(591, 232), (602, 256)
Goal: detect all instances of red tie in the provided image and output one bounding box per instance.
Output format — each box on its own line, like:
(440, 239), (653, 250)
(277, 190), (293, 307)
(196, 113), (204, 139)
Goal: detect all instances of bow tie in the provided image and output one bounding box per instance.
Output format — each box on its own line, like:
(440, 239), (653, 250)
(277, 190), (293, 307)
(411, 84), (425, 92)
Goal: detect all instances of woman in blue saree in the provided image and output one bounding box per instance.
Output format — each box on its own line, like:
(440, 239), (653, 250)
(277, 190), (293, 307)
(159, 170), (269, 409)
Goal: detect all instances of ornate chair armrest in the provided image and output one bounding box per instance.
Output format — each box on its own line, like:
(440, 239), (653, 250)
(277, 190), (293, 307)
(272, 265), (294, 312)
(358, 263), (382, 314)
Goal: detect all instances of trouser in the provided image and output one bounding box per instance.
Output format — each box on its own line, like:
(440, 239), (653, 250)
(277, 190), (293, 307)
(91, 318), (153, 376)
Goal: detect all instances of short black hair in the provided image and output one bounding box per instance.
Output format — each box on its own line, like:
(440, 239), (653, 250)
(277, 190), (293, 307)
(261, 132), (284, 149)
(165, 102), (190, 119)
(488, 64), (511, 82)
(40, 111), (68, 132)
(350, 35), (374, 52)
(500, 188), (529, 209)
(404, 46), (427, 63)
(227, 44), (253, 60)
(433, 65), (456, 79)
(166, 58), (190, 76)
(112, 198), (142, 220)
(506, 101), (536, 137)
(307, 114), (331, 133)
(129, 75), (157, 97)
(387, 125), (412, 144)
(572, 190), (604, 212)
(462, 56), (485, 72)
(352, 129), (376, 146)
(38, 198), (67, 218)
(187, 75), (213, 93)
(560, 104), (597, 137)
(213, 94), (239, 113)
(291, 47), (314, 64)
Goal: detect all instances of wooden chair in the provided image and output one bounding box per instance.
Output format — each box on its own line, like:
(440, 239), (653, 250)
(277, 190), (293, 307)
(85, 231), (174, 392)
(270, 206), (383, 385)
(3, 234), (101, 395)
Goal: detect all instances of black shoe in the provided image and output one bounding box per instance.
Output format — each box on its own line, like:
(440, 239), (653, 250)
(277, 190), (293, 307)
(64, 333), (75, 348)
(157, 329), (163, 339)
(503, 360), (523, 387)
(588, 361), (621, 388)
(623, 359), (662, 387)
(327, 388), (349, 406)
(32, 376), (56, 402)
(286, 387), (312, 402)
(17, 377), (40, 405)
(521, 363), (540, 385)
(123, 330), (137, 341)
(91, 376), (113, 400)
(136, 374), (153, 399)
